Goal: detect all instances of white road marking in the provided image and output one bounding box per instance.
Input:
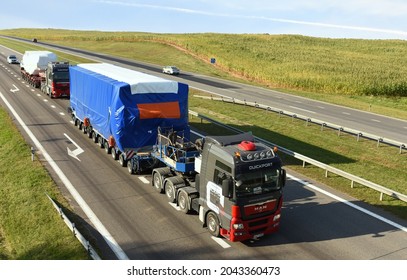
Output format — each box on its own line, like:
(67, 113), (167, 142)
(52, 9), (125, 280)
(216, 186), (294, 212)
(317, 106), (325, 109)
(64, 133), (84, 161)
(51, 105), (56, 109)
(288, 174), (407, 233)
(211, 236), (231, 248)
(342, 112), (351, 115)
(43, 99), (48, 102)
(138, 176), (150, 184)
(37, 94), (41, 96)
(59, 112), (65, 116)
(0, 90), (129, 260)
(169, 202), (181, 211)
(371, 119), (381, 123)
(289, 106), (316, 114)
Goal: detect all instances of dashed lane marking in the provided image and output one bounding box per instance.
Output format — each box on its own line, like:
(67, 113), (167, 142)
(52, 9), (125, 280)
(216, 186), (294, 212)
(211, 236), (231, 249)
(138, 176), (150, 184)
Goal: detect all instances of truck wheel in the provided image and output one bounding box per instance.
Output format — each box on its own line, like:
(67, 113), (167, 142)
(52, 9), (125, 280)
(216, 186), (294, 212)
(127, 159), (134, 174)
(92, 132), (98, 143)
(153, 171), (164, 193)
(165, 180), (176, 203)
(119, 154), (127, 167)
(98, 136), (104, 148)
(104, 140), (111, 154)
(178, 190), (190, 214)
(111, 148), (119, 160)
(206, 212), (220, 237)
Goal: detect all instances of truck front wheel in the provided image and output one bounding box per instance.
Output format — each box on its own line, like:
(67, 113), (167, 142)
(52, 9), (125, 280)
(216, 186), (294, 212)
(206, 212), (220, 237)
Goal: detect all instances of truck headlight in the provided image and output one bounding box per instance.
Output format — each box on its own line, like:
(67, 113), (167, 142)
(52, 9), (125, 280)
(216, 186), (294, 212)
(273, 214), (281, 221)
(233, 223), (244, 230)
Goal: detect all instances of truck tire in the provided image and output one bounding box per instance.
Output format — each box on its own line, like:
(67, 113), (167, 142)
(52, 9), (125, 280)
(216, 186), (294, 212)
(127, 159), (134, 174)
(165, 179), (176, 203)
(112, 148), (119, 160)
(164, 176), (185, 203)
(206, 212), (220, 237)
(104, 140), (111, 154)
(119, 154), (127, 167)
(178, 190), (190, 214)
(98, 136), (104, 148)
(92, 131), (98, 143)
(153, 171), (164, 193)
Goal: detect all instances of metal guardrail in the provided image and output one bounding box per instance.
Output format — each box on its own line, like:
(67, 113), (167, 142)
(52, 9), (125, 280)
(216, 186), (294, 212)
(195, 95), (407, 154)
(46, 194), (101, 260)
(188, 110), (407, 203)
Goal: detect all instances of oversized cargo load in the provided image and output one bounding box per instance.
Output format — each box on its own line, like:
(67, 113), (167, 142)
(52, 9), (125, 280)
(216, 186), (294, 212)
(69, 63), (189, 152)
(20, 51), (57, 75)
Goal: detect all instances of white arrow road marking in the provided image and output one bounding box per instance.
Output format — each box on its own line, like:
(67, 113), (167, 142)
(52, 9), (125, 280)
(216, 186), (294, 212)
(10, 84), (19, 93)
(64, 133), (84, 161)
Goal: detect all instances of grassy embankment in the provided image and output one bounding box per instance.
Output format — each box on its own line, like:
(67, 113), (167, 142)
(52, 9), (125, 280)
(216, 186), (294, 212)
(0, 30), (405, 259)
(0, 110), (89, 259)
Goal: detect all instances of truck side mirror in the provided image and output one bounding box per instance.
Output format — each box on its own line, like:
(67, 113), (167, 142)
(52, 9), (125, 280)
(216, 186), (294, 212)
(222, 178), (233, 198)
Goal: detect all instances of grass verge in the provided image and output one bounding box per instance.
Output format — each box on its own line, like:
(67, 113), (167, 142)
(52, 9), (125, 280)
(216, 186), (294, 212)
(0, 108), (89, 259)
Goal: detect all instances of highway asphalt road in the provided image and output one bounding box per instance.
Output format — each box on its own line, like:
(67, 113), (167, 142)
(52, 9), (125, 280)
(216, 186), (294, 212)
(0, 44), (406, 260)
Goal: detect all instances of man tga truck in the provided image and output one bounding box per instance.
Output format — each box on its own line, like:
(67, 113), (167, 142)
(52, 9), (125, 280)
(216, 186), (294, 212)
(69, 63), (286, 242)
(20, 51), (69, 98)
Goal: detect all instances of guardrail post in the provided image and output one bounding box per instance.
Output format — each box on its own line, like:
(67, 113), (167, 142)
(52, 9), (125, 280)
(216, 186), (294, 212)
(325, 169), (329, 177)
(302, 160), (306, 167)
(357, 133), (362, 142)
(321, 123), (326, 131)
(31, 147), (35, 161)
(400, 144), (405, 154)
(380, 192), (384, 201)
(351, 181), (354, 188)
(338, 127), (344, 136)
(292, 114), (296, 122)
(72, 223), (76, 236)
(306, 118), (311, 127)
(377, 138), (383, 148)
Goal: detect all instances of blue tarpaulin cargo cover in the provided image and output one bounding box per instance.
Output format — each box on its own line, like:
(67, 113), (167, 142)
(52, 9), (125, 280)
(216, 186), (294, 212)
(70, 63), (189, 152)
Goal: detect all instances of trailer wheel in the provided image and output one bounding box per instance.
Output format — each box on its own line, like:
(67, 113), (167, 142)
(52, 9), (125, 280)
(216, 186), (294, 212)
(178, 190), (190, 214)
(206, 212), (220, 237)
(111, 148), (119, 160)
(165, 180), (176, 203)
(98, 136), (104, 148)
(119, 154), (127, 167)
(104, 140), (111, 154)
(127, 159), (134, 174)
(92, 132), (98, 143)
(153, 171), (164, 193)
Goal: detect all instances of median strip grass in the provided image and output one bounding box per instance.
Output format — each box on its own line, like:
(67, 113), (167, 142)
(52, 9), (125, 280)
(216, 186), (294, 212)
(0, 109), (89, 259)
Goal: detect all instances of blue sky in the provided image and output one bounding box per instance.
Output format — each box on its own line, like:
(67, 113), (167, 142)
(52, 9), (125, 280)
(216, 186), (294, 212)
(1, 0), (407, 40)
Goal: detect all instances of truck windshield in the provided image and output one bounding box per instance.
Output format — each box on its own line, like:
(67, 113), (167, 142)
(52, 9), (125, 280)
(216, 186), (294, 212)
(53, 72), (69, 80)
(235, 169), (280, 197)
